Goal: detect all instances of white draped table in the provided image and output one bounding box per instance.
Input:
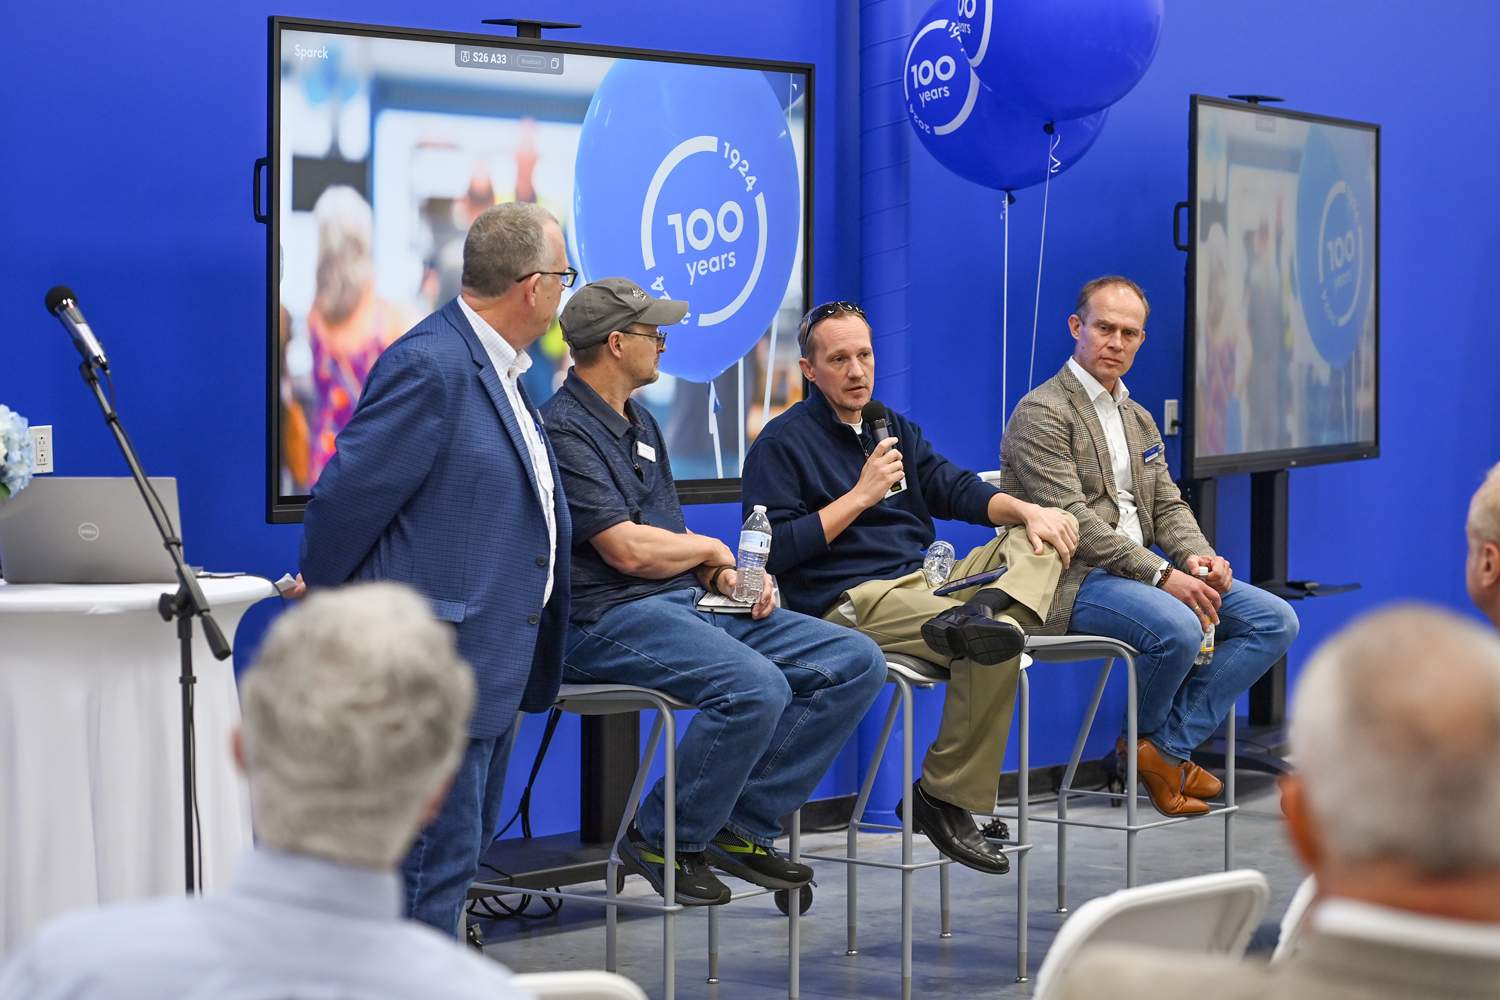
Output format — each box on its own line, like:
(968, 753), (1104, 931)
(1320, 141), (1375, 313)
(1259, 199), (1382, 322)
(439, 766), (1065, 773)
(0, 576), (274, 958)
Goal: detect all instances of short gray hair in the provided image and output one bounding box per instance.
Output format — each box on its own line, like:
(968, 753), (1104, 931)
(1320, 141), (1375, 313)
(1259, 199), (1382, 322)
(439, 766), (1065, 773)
(312, 185), (374, 326)
(239, 583), (474, 869)
(1468, 462), (1500, 544)
(1289, 603), (1500, 876)
(461, 202), (557, 297)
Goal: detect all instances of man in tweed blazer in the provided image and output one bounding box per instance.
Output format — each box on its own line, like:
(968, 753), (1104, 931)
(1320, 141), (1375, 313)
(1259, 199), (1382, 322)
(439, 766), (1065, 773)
(300, 203), (573, 935)
(1001, 276), (1297, 816)
(1054, 606), (1500, 1000)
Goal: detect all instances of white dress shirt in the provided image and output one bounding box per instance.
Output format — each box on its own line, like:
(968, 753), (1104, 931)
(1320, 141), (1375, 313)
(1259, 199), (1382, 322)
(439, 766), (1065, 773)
(1068, 357), (1144, 545)
(459, 297), (557, 604)
(1068, 358), (1169, 584)
(0, 849), (529, 1000)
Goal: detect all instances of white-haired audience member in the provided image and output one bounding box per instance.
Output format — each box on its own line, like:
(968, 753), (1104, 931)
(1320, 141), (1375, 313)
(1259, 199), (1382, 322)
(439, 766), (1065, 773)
(0, 584), (529, 1000)
(1057, 603), (1500, 1000)
(1468, 462), (1500, 629)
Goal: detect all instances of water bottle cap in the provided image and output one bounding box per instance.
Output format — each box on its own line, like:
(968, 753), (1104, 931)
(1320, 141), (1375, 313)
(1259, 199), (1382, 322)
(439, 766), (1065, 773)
(1195, 565), (1210, 577)
(753, 504), (767, 513)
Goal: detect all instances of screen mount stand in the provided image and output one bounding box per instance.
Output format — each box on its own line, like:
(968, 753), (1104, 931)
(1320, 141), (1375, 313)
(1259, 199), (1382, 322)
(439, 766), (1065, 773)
(481, 18), (582, 38)
(1187, 471), (1358, 776)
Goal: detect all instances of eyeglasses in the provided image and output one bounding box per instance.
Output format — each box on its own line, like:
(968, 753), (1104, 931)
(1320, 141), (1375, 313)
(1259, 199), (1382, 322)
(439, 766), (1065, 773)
(621, 328), (668, 347)
(798, 300), (866, 354)
(515, 267), (579, 288)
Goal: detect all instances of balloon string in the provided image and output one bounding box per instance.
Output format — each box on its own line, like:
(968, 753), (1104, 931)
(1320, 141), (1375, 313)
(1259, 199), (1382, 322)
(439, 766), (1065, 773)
(707, 381), (724, 479)
(1028, 128), (1064, 393)
(1001, 191), (1010, 426)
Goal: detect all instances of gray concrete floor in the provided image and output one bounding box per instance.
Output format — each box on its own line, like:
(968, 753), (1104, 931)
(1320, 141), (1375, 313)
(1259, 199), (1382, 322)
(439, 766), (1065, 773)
(479, 769), (1303, 998)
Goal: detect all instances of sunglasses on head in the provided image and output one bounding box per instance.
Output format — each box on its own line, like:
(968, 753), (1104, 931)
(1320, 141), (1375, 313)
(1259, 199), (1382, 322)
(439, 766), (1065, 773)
(798, 301), (867, 352)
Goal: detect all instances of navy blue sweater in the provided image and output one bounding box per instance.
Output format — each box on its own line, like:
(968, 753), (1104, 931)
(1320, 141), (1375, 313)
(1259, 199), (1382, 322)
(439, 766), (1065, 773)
(741, 388), (999, 616)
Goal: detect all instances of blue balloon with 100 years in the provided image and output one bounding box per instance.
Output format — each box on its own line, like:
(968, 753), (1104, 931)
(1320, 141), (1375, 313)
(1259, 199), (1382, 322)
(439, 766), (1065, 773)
(573, 60), (802, 383)
(905, 7), (1108, 192)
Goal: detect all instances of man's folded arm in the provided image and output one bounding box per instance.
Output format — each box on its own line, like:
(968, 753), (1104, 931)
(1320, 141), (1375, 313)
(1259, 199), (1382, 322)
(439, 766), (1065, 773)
(1003, 399), (1163, 582)
(590, 521), (724, 580)
(548, 424), (726, 581)
(300, 346), (448, 585)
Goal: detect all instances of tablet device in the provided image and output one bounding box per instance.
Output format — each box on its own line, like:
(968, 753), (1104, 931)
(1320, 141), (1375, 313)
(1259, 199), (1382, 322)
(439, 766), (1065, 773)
(932, 566), (1008, 597)
(696, 592), (754, 614)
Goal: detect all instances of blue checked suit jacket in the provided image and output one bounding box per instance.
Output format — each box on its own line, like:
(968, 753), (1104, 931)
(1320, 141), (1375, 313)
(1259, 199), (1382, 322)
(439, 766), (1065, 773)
(300, 299), (572, 737)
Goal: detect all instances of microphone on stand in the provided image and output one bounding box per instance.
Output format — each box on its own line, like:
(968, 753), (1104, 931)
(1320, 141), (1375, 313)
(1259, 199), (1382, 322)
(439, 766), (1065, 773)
(45, 285), (110, 370)
(861, 399), (906, 495)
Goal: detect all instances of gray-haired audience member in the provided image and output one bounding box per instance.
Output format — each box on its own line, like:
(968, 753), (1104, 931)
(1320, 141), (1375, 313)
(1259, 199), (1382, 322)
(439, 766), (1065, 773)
(1057, 603), (1500, 1000)
(0, 584), (529, 1000)
(1467, 461), (1500, 629)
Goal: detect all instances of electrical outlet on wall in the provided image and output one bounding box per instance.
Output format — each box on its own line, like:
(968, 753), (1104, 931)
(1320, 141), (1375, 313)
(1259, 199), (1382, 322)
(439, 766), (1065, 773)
(1163, 399), (1180, 436)
(29, 425), (53, 473)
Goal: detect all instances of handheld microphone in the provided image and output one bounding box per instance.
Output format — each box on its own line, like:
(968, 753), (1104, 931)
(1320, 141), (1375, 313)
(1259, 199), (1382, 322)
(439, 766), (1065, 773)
(45, 285), (109, 370)
(861, 399), (906, 495)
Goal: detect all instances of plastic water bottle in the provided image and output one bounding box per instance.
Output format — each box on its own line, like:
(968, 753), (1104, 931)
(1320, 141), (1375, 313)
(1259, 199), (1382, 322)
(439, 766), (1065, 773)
(922, 540), (956, 589)
(732, 505), (773, 604)
(1194, 565), (1216, 666)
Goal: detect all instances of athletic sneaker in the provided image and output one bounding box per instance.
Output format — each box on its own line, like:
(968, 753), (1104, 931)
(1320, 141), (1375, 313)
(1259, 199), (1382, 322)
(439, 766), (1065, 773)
(617, 822), (730, 905)
(705, 829), (814, 890)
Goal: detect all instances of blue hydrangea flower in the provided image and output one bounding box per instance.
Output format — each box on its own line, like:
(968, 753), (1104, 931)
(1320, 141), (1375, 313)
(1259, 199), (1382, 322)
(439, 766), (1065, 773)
(0, 404), (35, 499)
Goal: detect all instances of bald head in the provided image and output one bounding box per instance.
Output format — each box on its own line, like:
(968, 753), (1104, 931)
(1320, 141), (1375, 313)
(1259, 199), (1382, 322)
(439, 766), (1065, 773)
(1468, 463), (1500, 628)
(1289, 604), (1500, 877)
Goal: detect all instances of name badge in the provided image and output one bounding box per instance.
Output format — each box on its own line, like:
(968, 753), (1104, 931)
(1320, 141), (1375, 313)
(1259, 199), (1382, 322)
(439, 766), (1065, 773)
(636, 441), (657, 463)
(1142, 443), (1164, 464)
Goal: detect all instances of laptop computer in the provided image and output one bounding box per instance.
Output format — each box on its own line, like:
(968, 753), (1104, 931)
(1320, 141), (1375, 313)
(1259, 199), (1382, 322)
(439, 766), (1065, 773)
(0, 477), (181, 584)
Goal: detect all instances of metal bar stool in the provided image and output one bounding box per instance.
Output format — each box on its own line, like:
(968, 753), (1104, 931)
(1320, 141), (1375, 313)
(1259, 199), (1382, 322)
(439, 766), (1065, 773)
(471, 683), (801, 1000)
(991, 635), (1237, 914)
(803, 651), (1034, 995)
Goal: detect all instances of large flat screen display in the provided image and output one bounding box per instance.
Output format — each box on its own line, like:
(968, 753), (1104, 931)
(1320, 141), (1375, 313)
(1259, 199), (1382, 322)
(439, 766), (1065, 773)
(267, 18), (812, 521)
(1186, 96), (1378, 479)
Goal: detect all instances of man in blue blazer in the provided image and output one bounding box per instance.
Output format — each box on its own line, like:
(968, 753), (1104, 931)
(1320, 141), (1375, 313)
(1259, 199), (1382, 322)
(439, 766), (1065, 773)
(300, 202), (575, 935)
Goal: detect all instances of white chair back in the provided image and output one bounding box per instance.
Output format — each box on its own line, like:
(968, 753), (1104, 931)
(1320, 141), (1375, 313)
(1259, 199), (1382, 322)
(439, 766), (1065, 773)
(1034, 869), (1270, 999)
(1272, 874), (1318, 962)
(511, 970), (648, 1000)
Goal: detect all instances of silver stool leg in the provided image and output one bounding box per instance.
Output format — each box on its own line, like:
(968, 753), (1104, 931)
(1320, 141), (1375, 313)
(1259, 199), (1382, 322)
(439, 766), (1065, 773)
(1016, 667), (1029, 982)
(1224, 709), (1236, 870)
(939, 864), (952, 938)
(847, 692), (900, 957)
(707, 906), (720, 984)
(662, 709), (678, 1000)
(788, 810), (801, 1000)
(1057, 657), (1113, 912)
(609, 713), (667, 972)
(896, 674), (915, 1000)
(1123, 654), (1138, 888)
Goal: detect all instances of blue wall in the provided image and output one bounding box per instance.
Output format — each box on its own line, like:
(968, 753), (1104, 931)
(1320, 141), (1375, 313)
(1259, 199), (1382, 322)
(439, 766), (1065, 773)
(5, 0), (1499, 839)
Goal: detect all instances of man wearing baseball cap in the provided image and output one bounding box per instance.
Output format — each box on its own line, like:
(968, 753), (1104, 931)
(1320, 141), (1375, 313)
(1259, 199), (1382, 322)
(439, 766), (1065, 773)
(540, 278), (886, 907)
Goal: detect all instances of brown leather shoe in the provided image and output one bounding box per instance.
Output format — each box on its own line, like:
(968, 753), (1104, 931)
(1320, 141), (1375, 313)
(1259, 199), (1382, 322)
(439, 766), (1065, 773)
(1128, 739), (1210, 816)
(1180, 760), (1223, 800)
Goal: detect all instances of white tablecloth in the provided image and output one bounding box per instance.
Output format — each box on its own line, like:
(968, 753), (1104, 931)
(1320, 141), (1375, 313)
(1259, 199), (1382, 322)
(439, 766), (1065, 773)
(0, 576), (274, 958)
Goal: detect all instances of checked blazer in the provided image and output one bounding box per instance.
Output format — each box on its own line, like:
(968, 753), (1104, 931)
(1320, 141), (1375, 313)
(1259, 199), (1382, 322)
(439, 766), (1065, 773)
(300, 298), (572, 738)
(999, 363), (1212, 633)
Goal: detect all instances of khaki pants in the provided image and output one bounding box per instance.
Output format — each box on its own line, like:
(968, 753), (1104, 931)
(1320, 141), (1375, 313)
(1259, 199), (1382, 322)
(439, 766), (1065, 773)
(824, 528), (1063, 813)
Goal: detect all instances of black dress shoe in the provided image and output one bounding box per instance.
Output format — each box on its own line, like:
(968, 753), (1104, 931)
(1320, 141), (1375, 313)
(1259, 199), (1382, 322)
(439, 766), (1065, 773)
(921, 606), (1026, 665)
(903, 781), (1010, 875)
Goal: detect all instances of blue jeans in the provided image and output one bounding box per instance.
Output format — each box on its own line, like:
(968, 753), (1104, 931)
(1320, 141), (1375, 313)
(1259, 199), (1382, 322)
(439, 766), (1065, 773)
(1068, 571), (1299, 760)
(400, 728), (515, 935)
(563, 588), (887, 852)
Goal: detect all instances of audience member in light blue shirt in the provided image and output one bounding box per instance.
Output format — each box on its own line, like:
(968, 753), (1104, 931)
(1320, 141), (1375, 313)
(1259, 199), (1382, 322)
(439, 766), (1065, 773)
(0, 583), (530, 1000)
